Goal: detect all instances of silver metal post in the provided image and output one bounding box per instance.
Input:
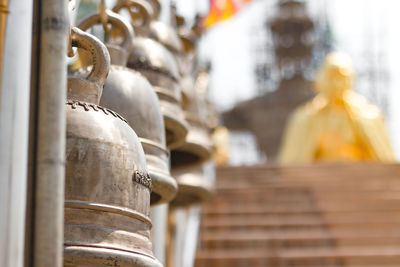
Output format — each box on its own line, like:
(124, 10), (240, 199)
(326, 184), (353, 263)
(31, 0), (68, 266)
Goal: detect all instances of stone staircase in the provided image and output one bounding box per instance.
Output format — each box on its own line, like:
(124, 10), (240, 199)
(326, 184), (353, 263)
(195, 163), (400, 267)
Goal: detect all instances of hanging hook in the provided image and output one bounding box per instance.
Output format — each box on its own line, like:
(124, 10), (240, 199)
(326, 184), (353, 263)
(67, 26), (75, 57)
(99, 0), (110, 32)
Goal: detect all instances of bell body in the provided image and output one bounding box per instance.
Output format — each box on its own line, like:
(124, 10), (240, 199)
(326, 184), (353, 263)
(128, 37), (188, 149)
(64, 98), (161, 267)
(148, 20), (182, 60)
(170, 71), (214, 206)
(101, 64), (178, 205)
(170, 78), (213, 170)
(64, 27), (160, 267)
(170, 165), (213, 207)
(77, 9), (178, 205)
(170, 114), (212, 170)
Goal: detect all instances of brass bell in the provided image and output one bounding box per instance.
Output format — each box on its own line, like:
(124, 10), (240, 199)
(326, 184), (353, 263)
(64, 27), (161, 267)
(148, 20), (182, 60)
(113, 0), (189, 149)
(170, 74), (213, 170)
(176, 16), (198, 106)
(146, 1), (189, 78)
(170, 68), (215, 206)
(170, 165), (214, 207)
(78, 10), (177, 205)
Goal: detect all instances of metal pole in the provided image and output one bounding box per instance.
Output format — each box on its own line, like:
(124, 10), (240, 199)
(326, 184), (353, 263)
(0, 0), (9, 92)
(0, 0), (33, 266)
(29, 0), (68, 266)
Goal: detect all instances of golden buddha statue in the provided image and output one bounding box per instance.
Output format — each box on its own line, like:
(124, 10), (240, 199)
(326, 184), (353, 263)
(279, 52), (395, 163)
(212, 126), (230, 166)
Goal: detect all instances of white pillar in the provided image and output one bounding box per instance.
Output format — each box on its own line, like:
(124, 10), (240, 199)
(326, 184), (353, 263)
(152, 204), (169, 265)
(0, 0), (33, 266)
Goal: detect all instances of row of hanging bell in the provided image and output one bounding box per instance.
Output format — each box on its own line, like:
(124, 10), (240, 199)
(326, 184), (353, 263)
(111, 0), (215, 207)
(134, 0), (215, 207)
(64, 27), (161, 266)
(170, 70), (215, 207)
(78, 10), (177, 205)
(113, 0), (189, 150)
(169, 14), (215, 207)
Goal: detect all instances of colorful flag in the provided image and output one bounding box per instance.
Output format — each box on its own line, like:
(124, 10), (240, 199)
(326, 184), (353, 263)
(203, 0), (253, 29)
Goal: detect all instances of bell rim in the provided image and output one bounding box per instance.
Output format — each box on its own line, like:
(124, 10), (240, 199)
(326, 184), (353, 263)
(164, 113), (189, 150)
(64, 245), (163, 267)
(170, 141), (212, 171)
(140, 137), (169, 155)
(149, 169), (178, 205)
(170, 176), (213, 207)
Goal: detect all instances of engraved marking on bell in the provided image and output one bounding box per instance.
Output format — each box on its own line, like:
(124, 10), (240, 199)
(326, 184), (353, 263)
(81, 102), (90, 111)
(98, 105), (109, 115)
(66, 100), (128, 123)
(133, 170), (152, 190)
(89, 103), (99, 111)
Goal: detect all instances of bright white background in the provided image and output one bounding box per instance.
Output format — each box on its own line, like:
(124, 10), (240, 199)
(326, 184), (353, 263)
(168, 0), (400, 159)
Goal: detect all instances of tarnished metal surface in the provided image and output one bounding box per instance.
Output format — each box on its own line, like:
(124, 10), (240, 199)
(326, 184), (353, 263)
(102, 65), (177, 205)
(64, 27), (160, 267)
(30, 0), (69, 266)
(78, 10), (177, 205)
(170, 64), (215, 208)
(171, 166), (213, 207)
(170, 76), (213, 170)
(148, 20), (182, 57)
(128, 37), (188, 149)
(113, 0), (188, 149)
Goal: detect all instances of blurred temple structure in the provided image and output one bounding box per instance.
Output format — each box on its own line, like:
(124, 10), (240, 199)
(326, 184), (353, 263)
(223, 0), (318, 162)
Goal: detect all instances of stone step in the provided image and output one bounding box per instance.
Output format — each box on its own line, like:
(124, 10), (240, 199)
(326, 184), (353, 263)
(195, 246), (400, 267)
(202, 214), (400, 227)
(200, 230), (400, 250)
(203, 205), (400, 215)
(204, 202), (400, 215)
(196, 164), (400, 267)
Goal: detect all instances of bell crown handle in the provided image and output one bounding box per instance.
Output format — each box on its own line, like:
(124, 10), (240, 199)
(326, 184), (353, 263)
(71, 27), (110, 87)
(148, 0), (161, 20)
(78, 10), (134, 54)
(112, 0), (154, 28)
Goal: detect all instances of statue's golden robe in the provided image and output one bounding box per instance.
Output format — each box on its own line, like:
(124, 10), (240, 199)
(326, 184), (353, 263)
(280, 53), (395, 163)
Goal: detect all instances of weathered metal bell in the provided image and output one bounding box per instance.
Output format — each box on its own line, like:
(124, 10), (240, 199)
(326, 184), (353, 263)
(171, 66), (217, 206)
(146, 2), (187, 76)
(170, 75), (213, 170)
(148, 20), (182, 58)
(175, 15), (198, 114)
(78, 11), (177, 205)
(64, 27), (161, 267)
(179, 75), (193, 110)
(128, 37), (188, 149)
(113, 0), (188, 149)
(170, 110), (215, 208)
(115, 0), (182, 58)
(170, 165), (213, 207)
